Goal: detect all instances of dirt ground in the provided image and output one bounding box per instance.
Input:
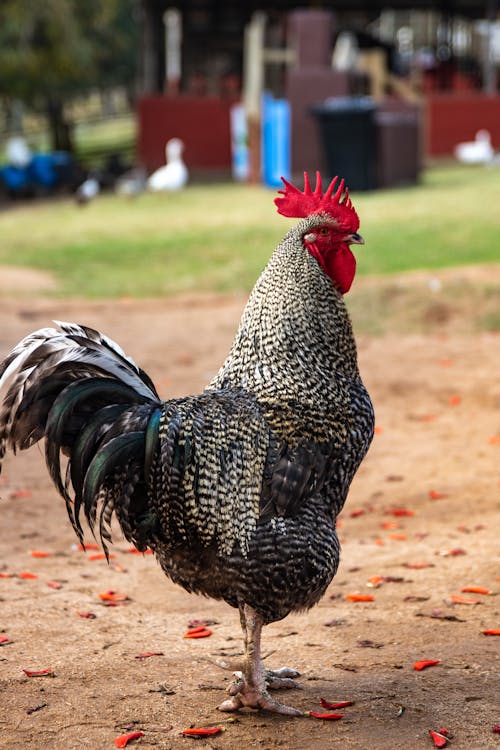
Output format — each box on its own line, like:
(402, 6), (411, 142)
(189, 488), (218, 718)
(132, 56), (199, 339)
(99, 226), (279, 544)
(0, 290), (499, 750)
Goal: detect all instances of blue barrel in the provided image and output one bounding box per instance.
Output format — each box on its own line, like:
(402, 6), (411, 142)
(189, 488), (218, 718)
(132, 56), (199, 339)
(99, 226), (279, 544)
(261, 92), (290, 188)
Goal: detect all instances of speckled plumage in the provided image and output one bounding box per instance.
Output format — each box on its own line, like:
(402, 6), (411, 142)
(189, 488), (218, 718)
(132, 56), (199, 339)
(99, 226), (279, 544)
(148, 211), (374, 623)
(0, 210), (373, 633)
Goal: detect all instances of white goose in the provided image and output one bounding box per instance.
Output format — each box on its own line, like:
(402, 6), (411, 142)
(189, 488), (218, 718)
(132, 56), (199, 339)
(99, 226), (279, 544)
(454, 130), (494, 164)
(147, 138), (188, 192)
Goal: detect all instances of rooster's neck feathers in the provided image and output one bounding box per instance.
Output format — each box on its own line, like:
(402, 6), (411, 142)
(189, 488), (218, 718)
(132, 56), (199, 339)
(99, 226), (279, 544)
(210, 220), (359, 442)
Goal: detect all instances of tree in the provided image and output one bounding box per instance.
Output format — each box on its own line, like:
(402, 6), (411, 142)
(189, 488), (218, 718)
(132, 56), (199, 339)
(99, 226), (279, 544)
(0, 0), (138, 151)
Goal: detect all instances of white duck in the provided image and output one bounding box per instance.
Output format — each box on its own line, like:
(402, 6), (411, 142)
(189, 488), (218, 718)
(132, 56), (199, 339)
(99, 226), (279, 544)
(75, 175), (100, 205)
(147, 138), (188, 192)
(454, 130), (494, 164)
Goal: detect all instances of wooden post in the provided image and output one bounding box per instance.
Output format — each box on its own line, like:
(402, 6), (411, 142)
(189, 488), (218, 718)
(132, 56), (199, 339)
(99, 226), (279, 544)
(243, 12), (266, 183)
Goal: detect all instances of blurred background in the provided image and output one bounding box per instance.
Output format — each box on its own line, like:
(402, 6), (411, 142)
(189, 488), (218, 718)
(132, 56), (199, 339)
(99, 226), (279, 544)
(0, 0), (499, 333)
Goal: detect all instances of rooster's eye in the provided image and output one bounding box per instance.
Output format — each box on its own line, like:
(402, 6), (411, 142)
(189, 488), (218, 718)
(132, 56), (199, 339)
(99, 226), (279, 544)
(319, 227), (329, 236)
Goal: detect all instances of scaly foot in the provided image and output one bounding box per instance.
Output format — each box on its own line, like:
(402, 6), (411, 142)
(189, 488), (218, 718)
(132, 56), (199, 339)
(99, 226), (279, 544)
(218, 671), (304, 716)
(265, 666), (302, 690)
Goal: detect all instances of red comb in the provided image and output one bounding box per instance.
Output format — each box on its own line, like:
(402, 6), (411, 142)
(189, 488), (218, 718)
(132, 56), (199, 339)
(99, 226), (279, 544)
(274, 171), (353, 218)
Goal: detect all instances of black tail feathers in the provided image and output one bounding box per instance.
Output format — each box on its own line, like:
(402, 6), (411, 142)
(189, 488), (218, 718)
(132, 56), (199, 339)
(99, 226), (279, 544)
(0, 322), (162, 554)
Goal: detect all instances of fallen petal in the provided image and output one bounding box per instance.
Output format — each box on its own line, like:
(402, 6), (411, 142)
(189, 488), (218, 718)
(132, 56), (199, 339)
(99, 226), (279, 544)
(483, 629), (500, 636)
(22, 669), (54, 677)
(47, 581), (63, 590)
(460, 586), (492, 595)
(413, 659), (441, 671)
(366, 575), (384, 588)
(0, 635), (11, 645)
(309, 711), (344, 720)
(19, 571), (38, 579)
(30, 550), (50, 558)
(182, 727), (223, 736)
(135, 652), (164, 659)
(76, 611), (97, 619)
(320, 699), (353, 709)
(98, 590), (128, 602)
(438, 548), (466, 557)
(449, 595), (480, 605)
(9, 488), (32, 499)
(114, 731), (144, 747)
(429, 490), (447, 500)
(345, 593), (375, 602)
(183, 628), (213, 639)
(429, 729), (448, 747)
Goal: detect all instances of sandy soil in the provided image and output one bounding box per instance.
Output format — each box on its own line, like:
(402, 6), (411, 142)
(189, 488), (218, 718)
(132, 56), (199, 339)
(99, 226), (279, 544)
(0, 294), (498, 750)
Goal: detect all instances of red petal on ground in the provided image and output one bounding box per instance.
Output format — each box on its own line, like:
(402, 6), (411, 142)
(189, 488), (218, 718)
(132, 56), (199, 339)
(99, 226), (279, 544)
(413, 659), (441, 671)
(0, 635), (11, 645)
(429, 729), (448, 747)
(76, 611), (97, 619)
(183, 628), (213, 638)
(460, 586), (491, 595)
(98, 590), (128, 601)
(309, 712), (345, 720)
(181, 727), (223, 736)
(134, 652), (164, 659)
(47, 581), (62, 589)
(320, 698), (353, 709)
(30, 550), (50, 558)
(345, 593), (375, 602)
(449, 595), (480, 605)
(114, 731), (144, 747)
(483, 629), (500, 636)
(438, 548), (466, 557)
(388, 508), (415, 517)
(429, 490), (447, 500)
(9, 489), (32, 499)
(19, 571), (38, 579)
(22, 669), (54, 677)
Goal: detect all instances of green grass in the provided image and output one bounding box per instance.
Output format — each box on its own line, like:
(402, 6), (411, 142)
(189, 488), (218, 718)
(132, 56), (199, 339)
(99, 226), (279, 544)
(0, 164), (499, 299)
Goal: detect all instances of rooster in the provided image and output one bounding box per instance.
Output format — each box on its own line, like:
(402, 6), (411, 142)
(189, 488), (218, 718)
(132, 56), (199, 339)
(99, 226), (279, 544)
(0, 172), (374, 716)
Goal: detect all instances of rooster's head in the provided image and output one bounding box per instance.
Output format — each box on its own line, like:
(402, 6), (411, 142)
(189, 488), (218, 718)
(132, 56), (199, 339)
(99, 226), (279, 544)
(275, 171), (363, 294)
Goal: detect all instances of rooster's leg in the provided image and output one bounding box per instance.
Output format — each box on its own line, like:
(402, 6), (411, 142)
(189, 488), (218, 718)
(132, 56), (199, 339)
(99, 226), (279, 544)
(218, 604), (304, 716)
(238, 603), (301, 689)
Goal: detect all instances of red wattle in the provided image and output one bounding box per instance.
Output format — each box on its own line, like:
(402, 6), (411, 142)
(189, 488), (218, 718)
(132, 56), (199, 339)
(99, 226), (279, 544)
(326, 246), (356, 294)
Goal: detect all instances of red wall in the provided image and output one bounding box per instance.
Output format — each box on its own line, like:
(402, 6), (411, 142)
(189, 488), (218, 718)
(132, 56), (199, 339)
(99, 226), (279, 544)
(138, 93), (500, 172)
(427, 94), (500, 156)
(137, 96), (234, 172)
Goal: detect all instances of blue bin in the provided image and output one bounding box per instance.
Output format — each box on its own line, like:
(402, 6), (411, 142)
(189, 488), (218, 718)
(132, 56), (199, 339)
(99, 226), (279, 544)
(0, 165), (30, 191)
(261, 92), (290, 188)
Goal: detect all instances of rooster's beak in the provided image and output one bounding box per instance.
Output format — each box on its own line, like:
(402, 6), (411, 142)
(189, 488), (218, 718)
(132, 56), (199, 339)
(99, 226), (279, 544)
(345, 233), (365, 245)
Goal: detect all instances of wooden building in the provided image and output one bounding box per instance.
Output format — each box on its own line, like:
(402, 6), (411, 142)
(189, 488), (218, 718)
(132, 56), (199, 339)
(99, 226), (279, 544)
(136, 0), (500, 178)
